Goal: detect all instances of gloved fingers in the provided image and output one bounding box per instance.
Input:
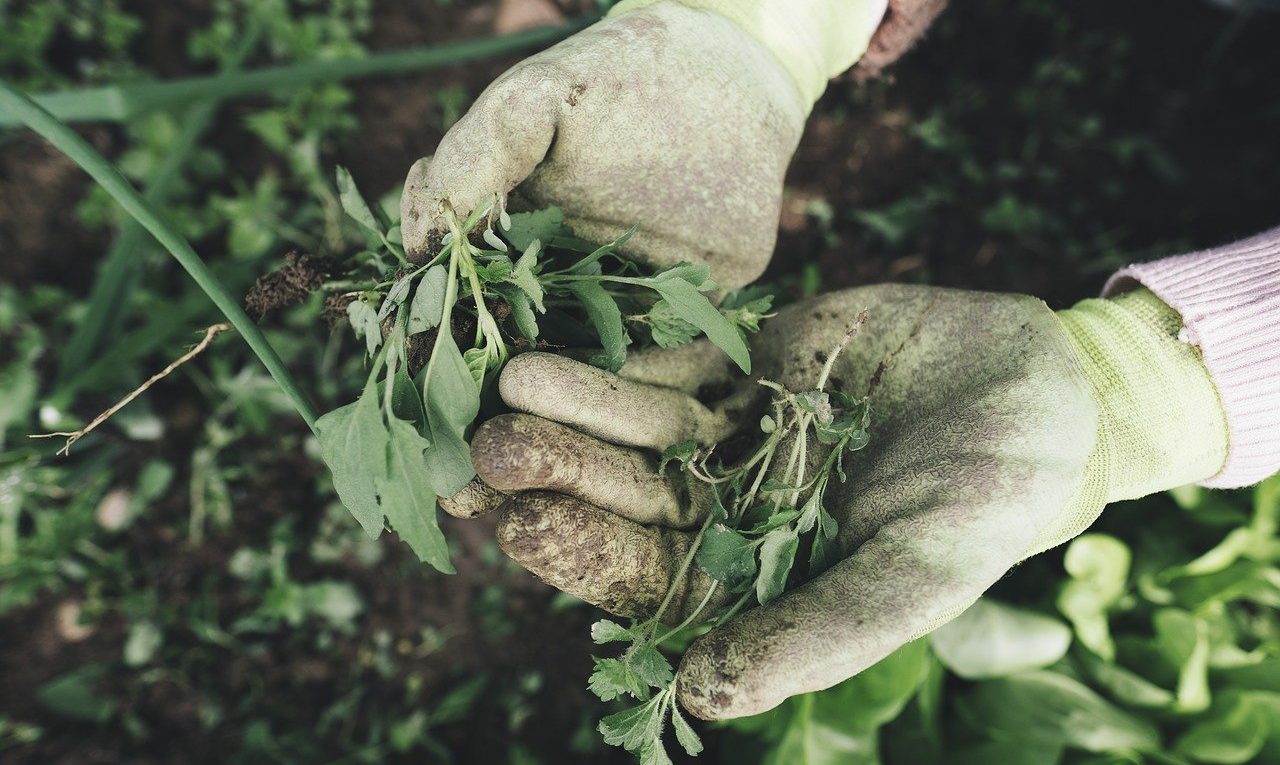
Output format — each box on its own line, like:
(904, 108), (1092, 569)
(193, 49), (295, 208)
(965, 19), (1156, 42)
(495, 490), (724, 621)
(615, 340), (739, 395)
(438, 477), (505, 519)
(675, 508), (1032, 721)
(399, 62), (565, 260)
(498, 352), (751, 451)
(471, 413), (714, 529)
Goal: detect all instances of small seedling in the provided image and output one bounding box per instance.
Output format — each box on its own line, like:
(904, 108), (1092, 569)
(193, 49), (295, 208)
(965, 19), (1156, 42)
(588, 316), (871, 763)
(315, 168), (773, 573)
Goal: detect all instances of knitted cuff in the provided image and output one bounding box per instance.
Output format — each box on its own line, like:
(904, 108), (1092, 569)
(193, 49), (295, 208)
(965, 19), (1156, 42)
(1104, 228), (1280, 489)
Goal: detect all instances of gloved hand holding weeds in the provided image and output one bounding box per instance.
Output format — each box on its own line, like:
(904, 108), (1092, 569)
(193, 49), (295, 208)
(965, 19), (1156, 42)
(401, 0), (943, 291)
(457, 281), (1235, 729)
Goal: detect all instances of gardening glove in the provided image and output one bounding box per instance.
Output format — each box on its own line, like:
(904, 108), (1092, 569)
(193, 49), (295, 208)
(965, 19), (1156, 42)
(463, 283), (1228, 719)
(399, 0), (897, 291)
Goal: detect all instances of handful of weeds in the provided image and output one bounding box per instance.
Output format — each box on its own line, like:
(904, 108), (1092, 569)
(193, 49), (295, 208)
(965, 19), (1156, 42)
(588, 318), (871, 763)
(312, 168), (773, 571)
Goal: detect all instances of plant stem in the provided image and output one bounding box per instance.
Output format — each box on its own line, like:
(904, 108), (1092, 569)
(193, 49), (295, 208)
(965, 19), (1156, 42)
(2, 20), (595, 126)
(649, 512), (716, 632)
(0, 82), (319, 432)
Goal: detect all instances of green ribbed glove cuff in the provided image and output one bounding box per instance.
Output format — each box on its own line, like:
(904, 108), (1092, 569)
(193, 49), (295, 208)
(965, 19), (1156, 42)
(1031, 290), (1229, 554)
(610, 0), (886, 111)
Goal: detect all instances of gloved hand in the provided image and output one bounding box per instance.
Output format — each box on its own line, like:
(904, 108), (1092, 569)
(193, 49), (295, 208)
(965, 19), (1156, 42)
(399, 0), (892, 291)
(454, 283), (1229, 719)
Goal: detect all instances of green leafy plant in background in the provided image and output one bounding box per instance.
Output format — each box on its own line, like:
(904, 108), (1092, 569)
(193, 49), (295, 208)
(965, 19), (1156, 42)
(587, 320), (872, 763)
(317, 170), (767, 572)
(714, 474), (1280, 765)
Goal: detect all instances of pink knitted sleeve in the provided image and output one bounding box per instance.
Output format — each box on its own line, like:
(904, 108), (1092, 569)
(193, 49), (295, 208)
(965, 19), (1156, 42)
(1103, 227), (1280, 488)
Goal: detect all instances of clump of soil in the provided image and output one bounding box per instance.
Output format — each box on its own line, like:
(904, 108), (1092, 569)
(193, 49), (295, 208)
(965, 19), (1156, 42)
(243, 251), (335, 318)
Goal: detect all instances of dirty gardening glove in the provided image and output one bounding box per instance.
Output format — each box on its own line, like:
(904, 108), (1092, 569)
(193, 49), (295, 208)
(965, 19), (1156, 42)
(400, 0), (893, 291)
(463, 283), (1228, 720)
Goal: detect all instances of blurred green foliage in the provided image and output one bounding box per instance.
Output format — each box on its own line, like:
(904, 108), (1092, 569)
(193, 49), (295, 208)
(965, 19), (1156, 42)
(1, 0), (1277, 763)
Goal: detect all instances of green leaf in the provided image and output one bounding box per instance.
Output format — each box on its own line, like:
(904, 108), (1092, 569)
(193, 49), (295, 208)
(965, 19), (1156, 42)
(670, 703), (704, 757)
(630, 645), (674, 690)
(567, 223), (639, 274)
(647, 277), (750, 373)
(756, 528), (799, 605)
(697, 524), (758, 585)
(462, 347), (488, 389)
(591, 619), (636, 644)
(347, 299), (382, 357)
(599, 693), (666, 751)
(335, 166), (383, 236)
(639, 743), (674, 765)
(722, 293), (774, 335)
(959, 671), (1160, 753)
(930, 598), (1072, 679)
(507, 241), (545, 312)
(37, 664), (117, 723)
(407, 264), (447, 334)
(1175, 693), (1270, 764)
(658, 439), (698, 473)
(424, 330), (479, 434)
(1077, 652), (1174, 708)
(123, 622), (163, 667)
(568, 280), (627, 372)
(316, 377), (387, 538)
(493, 283), (539, 341)
(589, 657), (647, 702)
(474, 256), (513, 283)
(808, 505), (840, 576)
(422, 331), (479, 496)
(504, 207), (568, 252)
(1057, 534), (1130, 660)
(1154, 608), (1211, 713)
(655, 261), (711, 287)
(647, 299), (700, 349)
(379, 417), (453, 572)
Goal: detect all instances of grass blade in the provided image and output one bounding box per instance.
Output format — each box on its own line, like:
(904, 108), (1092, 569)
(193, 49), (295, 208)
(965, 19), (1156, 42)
(0, 81), (319, 431)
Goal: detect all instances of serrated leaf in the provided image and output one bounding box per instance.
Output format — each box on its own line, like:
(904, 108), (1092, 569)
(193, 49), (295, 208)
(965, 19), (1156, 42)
(630, 645), (674, 690)
(494, 284), (539, 341)
(568, 280), (627, 372)
(504, 207), (568, 251)
(379, 418), (453, 572)
(658, 439), (697, 473)
(507, 241), (545, 312)
(647, 277), (750, 373)
(316, 377), (387, 538)
(462, 347), (488, 389)
(407, 264), (448, 335)
(474, 256), (513, 283)
(757, 528), (799, 605)
(589, 657), (647, 702)
(669, 703), (703, 756)
(591, 619), (635, 644)
(335, 166), (383, 236)
(639, 743), (674, 765)
(697, 525), (758, 585)
(599, 694), (666, 751)
(647, 299), (700, 349)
